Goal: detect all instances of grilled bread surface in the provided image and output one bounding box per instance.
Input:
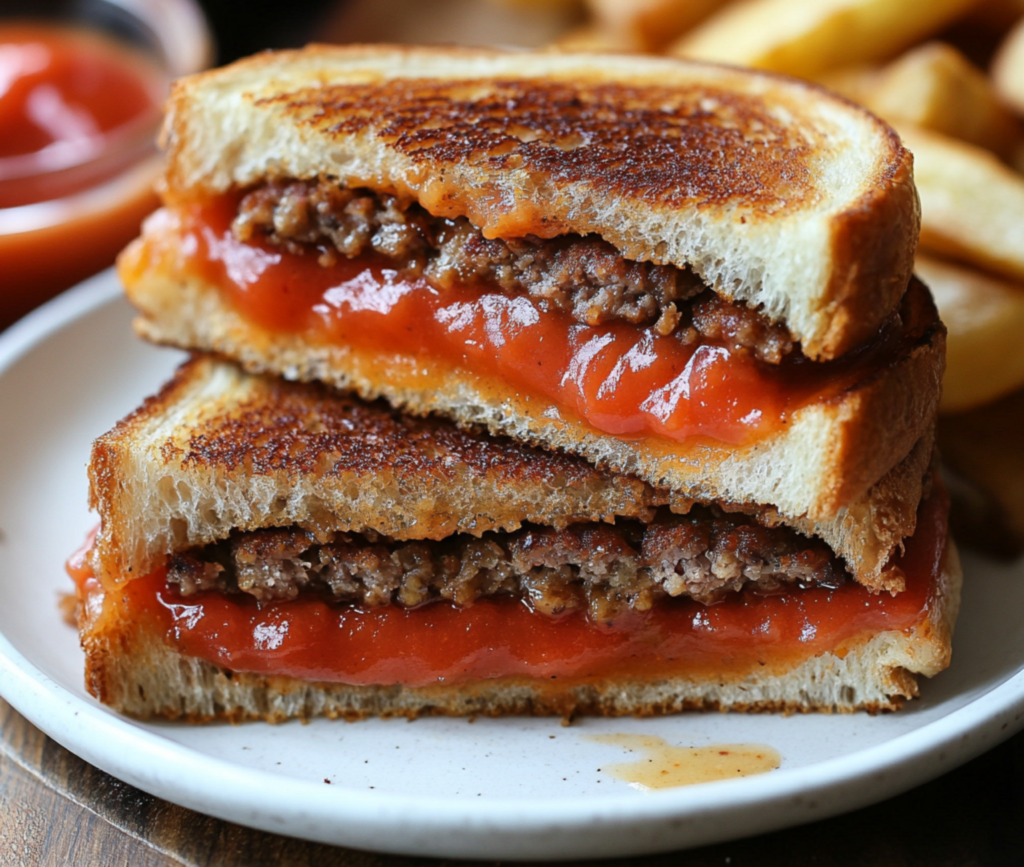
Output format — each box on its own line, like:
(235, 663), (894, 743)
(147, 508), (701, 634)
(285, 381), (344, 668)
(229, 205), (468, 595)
(79, 539), (961, 720)
(90, 356), (933, 592)
(89, 356), (664, 584)
(158, 45), (919, 361)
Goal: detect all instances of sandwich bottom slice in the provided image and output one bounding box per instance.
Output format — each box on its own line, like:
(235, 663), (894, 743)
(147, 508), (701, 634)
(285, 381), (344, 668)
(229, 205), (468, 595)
(71, 357), (961, 721)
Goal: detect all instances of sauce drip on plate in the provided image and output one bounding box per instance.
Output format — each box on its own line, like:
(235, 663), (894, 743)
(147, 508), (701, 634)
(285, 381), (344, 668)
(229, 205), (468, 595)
(588, 734), (781, 789)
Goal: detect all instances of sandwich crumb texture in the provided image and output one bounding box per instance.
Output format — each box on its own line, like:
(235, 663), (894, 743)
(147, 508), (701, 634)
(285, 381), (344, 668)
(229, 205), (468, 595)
(88, 357), (664, 582)
(127, 269), (943, 555)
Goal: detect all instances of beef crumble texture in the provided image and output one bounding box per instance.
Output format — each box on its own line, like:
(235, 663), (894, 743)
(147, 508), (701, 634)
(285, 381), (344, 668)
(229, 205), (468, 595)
(169, 508), (845, 622)
(233, 180), (796, 364)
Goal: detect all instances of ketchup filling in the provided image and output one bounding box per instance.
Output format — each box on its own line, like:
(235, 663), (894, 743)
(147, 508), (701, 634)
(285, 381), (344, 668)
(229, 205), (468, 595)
(127, 199), (920, 447)
(72, 488), (949, 688)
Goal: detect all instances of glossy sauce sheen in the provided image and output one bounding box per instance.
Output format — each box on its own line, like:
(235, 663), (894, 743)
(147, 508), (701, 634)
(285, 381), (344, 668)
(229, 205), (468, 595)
(77, 489), (948, 687)
(587, 734), (781, 789)
(152, 200), (901, 446)
(0, 25), (163, 208)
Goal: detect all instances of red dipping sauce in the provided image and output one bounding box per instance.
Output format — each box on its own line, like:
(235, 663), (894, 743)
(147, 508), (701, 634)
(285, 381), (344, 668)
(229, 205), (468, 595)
(0, 25), (162, 207)
(0, 17), (210, 329)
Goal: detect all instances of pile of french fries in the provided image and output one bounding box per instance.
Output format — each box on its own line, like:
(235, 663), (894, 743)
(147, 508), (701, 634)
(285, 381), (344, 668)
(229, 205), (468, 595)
(546, 0), (1024, 552)
(552, 0), (1024, 413)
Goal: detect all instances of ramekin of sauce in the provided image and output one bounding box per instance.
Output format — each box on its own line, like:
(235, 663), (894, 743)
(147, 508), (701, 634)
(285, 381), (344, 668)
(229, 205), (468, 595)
(0, 0), (212, 329)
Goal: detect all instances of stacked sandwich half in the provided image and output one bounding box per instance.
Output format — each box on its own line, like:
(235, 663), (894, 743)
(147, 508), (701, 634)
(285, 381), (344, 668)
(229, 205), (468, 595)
(71, 46), (959, 721)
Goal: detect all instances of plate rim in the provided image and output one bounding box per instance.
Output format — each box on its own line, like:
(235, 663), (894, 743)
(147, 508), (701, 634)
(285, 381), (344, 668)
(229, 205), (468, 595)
(2, 271), (1024, 859)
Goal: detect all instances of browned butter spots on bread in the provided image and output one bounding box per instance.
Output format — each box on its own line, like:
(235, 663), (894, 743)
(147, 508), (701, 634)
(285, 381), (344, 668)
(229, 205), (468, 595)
(168, 376), (639, 490)
(260, 78), (814, 237)
(587, 733), (781, 789)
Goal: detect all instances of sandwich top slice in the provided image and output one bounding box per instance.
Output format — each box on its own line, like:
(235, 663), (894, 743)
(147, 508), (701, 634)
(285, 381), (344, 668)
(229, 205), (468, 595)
(73, 357), (959, 721)
(120, 45), (941, 524)
(154, 46), (919, 361)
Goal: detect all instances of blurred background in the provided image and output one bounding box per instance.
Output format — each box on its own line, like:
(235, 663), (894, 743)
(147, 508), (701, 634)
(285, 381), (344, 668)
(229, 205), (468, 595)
(199, 0), (1023, 70)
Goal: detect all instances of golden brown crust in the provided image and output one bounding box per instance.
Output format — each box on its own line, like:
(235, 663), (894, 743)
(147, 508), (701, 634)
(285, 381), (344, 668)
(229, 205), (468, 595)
(808, 279), (945, 515)
(96, 356), (655, 498)
(259, 77), (818, 231)
(778, 434), (936, 595)
(88, 355), (934, 593)
(158, 44), (920, 360)
(820, 135), (920, 360)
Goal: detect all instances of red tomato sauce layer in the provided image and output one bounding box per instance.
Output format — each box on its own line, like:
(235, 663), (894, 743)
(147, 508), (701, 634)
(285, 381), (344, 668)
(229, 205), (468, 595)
(74, 489), (949, 688)
(151, 199), (908, 447)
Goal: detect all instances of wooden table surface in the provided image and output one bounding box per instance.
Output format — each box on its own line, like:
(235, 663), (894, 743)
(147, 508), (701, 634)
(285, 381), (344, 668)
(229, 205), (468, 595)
(2, 695), (1023, 867)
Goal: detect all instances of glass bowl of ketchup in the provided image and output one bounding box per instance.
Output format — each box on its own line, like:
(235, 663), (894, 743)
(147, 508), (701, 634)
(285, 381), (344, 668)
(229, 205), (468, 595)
(0, 0), (212, 329)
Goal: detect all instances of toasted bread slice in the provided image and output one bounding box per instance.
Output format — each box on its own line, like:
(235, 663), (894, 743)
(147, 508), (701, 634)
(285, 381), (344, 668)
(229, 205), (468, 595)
(89, 356), (663, 584)
(123, 261), (944, 529)
(78, 538), (962, 720)
(89, 356), (935, 593)
(157, 44), (919, 361)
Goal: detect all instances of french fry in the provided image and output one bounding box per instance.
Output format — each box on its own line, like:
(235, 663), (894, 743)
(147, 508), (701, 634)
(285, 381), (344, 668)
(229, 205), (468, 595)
(491, 0), (582, 6)
(900, 124), (1024, 282)
(548, 23), (636, 52)
(585, 0), (730, 53)
(873, 44), (1022, 159)
(323, 0), (580, 48)
(816, 65), (881, 105)
(993, 17), (1024, 116)
(915, 255), (1024, 412)
(670, 0), (979, 79)
(824, 43), (1024, 161)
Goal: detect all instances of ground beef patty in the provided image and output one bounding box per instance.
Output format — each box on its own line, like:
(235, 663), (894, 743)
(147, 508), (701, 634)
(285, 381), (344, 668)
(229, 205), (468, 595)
(232, 180), (796, 364)
(168, 508), (845, 622)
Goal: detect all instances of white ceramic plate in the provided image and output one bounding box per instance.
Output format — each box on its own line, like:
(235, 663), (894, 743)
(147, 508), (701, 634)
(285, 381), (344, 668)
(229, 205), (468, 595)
(2, 271), (1024, 860)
